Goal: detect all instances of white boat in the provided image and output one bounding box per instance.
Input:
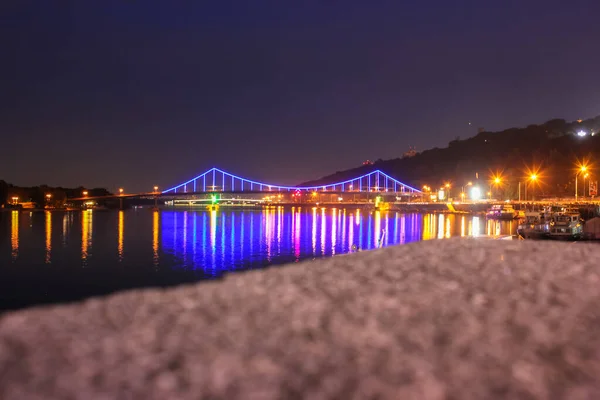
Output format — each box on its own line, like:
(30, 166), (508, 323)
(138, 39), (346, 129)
(486, 204), (518, 220)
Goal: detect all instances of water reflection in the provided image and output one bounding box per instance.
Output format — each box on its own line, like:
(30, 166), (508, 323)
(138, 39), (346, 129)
(5, 209), (516, 277)
(81, 210), (93, 263)
(472, 216), (480, 237)
(312, 208), (317, 255)
(118, 210), (124, 262)
(62, 214), (69, 247)
(152, 210), (159, 267)
(331, 208), (337, 255)
(45, 211), (52, 264)
(294, 208), (301, 260)
(11, 211), (18, 260)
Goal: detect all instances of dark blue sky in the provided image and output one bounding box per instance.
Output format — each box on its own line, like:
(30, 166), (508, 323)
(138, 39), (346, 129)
(2, 1), (600, 192)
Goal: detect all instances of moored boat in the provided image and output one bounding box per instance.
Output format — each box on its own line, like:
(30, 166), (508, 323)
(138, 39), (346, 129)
(548, 212), (584, 240)
(486, 204), (518, 220)
(517, 211), (551, 239)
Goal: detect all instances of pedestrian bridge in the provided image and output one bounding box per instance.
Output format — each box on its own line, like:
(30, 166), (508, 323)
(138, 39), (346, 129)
(162, 167), (421, 195)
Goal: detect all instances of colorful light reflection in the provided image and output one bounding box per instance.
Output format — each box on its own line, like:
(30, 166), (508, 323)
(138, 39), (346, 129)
(158, 209), (513, 277)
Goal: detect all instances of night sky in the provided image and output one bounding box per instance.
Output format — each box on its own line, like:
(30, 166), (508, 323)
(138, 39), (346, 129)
(3, 1), (600, 192)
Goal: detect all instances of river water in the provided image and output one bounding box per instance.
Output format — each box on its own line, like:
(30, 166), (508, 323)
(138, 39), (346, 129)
(0, 208), (516, 311)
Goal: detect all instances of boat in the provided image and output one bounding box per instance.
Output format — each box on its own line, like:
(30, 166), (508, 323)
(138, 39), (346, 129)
(548, 211), (584, 240)
(517, 211), (551, 239)
(486, 204), (518, 220)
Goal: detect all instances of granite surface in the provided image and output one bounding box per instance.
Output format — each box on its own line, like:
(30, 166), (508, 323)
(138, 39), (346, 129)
(1, 238), (600, 399)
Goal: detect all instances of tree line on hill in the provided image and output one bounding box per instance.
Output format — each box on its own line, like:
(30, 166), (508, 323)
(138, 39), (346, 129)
(302, 116), (600, 199)
(0, 181), (111, 209)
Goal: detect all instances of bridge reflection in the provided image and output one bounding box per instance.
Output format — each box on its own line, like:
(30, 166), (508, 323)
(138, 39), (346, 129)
(153, 208), (515, 276)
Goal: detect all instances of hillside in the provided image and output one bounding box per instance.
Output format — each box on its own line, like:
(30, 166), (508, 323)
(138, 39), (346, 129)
(302, 116), (600, 198)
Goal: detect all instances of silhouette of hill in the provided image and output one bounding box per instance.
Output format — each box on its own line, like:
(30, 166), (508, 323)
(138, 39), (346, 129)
(301, 116), (600, 198)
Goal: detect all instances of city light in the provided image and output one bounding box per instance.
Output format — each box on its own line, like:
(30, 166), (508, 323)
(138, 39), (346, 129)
(119, 188), (124, 195)
(46, 194), (52, 199)
(575, 160), (591, 200)
(577, 130), (587, 137)
(470, 186), (482, 200)
(82, 191), (88, 196)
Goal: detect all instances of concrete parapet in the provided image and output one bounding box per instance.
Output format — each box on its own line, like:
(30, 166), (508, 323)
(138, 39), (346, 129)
(1, 238), (600, 399)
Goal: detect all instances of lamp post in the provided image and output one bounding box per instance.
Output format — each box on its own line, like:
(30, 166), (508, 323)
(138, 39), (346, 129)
(153, 186), (159, 209)
(492, 177), (502, 199)
(529, 174), (537, 202)
(583, 173), (589, 199)
(118, 188), (124, 210)
(575, 165), (587, 201)
(461, 182), (472, 201)
(11, 196), (19, 205)
(45, 194), (52, 209)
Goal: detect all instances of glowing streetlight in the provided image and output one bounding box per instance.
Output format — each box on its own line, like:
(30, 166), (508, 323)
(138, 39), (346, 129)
(525, 174), (537, 202)
(11, 196), (19, 205)
(45, 194), (52, 199)
(445, 183), (451, 200)
(82, 191), (88, 197)
(119, 188), (124, 195)
(575, 164), (588, 201)
(153, 186), (159, 193)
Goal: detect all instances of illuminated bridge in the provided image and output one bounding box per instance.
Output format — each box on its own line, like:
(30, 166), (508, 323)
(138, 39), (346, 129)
(162, 167), (422, 196)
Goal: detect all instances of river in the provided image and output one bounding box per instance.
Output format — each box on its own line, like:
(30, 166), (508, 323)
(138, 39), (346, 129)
(0, 207), (516, 311)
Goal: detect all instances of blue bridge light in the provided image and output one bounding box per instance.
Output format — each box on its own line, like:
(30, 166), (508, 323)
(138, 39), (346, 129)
(162, 167), (422, 194)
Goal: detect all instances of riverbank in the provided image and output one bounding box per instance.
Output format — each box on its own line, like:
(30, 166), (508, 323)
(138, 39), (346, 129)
(1, 238), (600, 399)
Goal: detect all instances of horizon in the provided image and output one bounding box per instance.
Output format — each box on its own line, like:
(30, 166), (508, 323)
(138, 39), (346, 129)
(2, 113), (597, 191)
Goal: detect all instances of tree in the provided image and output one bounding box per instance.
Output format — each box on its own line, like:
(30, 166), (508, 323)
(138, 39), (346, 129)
(0, 180), (7, 206)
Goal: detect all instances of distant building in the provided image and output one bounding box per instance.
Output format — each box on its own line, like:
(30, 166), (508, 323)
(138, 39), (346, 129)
(362, 160), (374, 166)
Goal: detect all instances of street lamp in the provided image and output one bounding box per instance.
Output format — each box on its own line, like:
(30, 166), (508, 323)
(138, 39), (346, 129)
(575, 165), (587, 201)
(153, 186), (159, 209)
(82, 191), (88, 197)
(461, 182), (472, 200)
(528, 174), (537, 201)
(11, 196), (19, 205)
(119, 188), (124, 195)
